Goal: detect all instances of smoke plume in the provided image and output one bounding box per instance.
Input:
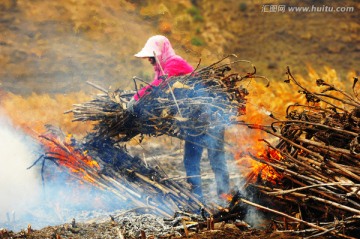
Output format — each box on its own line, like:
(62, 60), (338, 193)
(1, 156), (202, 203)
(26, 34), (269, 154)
(0, 112), (122, 231)
(0, 113), (42, 223)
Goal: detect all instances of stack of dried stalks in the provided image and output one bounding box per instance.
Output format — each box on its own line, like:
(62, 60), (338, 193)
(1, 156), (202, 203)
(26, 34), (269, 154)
(68, 57), (268, 142)
(32, 126), (212, 218)
(243, 67), (360, 239)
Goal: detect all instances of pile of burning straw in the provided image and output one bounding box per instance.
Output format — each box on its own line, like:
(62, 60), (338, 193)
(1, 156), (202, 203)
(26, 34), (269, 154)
(30, 127), (249, 237)
(32, 58), (360, 238)
(242, 67), (360, 238)
(32, 127), (213, 218)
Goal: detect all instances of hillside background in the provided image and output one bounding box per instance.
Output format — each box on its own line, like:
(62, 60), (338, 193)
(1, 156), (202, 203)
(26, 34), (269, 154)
(0, 0), (358, 95)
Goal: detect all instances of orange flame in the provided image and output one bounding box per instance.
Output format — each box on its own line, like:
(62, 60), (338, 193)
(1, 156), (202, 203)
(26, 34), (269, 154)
(231, 66), (356, 185)
(39, 132), (100, 184)
(220, 193), (233, 202)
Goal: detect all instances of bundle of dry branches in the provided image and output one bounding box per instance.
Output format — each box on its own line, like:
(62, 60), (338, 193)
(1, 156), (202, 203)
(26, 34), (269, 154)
(69, 57), (268, 142)
(243, 67), (360, 238)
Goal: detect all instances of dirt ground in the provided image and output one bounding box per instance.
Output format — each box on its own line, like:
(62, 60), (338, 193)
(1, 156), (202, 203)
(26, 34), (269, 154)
(1, 216), (307, 239)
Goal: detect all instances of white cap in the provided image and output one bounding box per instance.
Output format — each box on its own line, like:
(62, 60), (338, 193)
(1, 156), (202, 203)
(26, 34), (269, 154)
(134, 35), (167, 58)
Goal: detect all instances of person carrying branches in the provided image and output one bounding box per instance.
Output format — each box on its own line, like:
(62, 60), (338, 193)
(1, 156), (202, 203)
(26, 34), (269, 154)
(128, 35), (230, 201)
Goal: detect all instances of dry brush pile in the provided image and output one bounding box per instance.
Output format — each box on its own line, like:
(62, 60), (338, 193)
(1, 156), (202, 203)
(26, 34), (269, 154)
(241, 67), (360, 239)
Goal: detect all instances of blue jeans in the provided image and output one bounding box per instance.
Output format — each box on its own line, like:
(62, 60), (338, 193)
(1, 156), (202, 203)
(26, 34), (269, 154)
(183, 127), (230, 198)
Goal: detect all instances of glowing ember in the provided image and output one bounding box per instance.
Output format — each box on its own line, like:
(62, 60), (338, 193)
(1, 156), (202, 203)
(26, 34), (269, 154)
(220, 193), (233, 202)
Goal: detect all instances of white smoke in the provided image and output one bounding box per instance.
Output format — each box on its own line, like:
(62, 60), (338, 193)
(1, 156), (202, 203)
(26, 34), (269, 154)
(0, 114), (42, 223)
(0, 111), (127, 231)
(244, 207), (266, 229)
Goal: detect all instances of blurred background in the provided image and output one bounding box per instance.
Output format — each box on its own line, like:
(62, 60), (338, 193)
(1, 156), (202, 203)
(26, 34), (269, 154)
(0, 0), (358, 133)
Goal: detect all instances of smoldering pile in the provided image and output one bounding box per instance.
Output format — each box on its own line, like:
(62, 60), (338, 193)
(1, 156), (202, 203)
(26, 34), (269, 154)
(33, 126), (209, 218)
(243, 67), (360, 238)
(24, 125), (250, 238)
(27, 58), (266, 233)
(68, 57), (268, 142)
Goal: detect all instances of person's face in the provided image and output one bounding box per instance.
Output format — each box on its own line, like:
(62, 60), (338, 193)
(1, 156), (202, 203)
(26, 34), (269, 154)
(147, 57), (156, 65)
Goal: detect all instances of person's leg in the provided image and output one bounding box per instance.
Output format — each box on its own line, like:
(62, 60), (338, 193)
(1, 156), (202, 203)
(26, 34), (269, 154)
(184, 140), (204, 198)
(207, 127), (230, 196)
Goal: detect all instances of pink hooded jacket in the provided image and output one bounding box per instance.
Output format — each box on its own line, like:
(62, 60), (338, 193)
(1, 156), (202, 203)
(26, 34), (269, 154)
(133, 35), (194, 101)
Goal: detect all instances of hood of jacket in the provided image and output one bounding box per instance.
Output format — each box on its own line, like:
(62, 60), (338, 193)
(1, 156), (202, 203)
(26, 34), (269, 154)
(134, 35), (176, 67)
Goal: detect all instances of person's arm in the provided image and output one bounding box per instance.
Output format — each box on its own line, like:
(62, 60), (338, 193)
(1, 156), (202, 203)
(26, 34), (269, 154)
(133, 76), (162, 101)
(133, 57), (193, 101)
(163, 57), (194, 77)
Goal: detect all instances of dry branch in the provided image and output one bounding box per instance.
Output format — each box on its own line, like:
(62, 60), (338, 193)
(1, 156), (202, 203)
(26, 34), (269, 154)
(242, 67), (360, 238)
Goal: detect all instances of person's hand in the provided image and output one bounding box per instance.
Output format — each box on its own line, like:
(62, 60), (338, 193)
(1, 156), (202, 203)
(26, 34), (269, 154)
(127, 98), (136, 114)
